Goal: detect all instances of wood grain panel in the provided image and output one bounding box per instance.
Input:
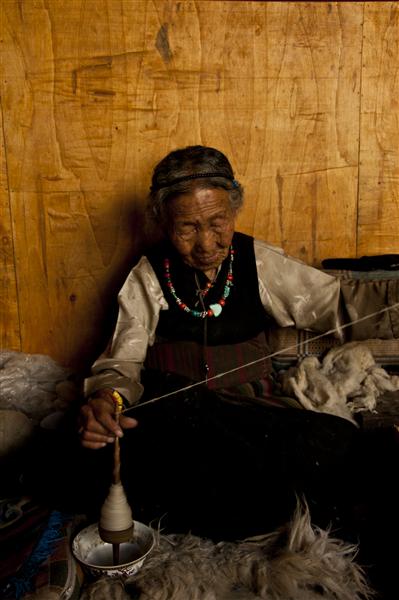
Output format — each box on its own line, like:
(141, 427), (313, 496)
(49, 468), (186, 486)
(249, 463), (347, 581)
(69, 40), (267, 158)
(1, 1), (149, 366)
(227, 1), (363, 265)
(0, 102), (20, 351)
(0, 1), (398, 367)
(8, 189), (136, 365)
(358, 2), (399, 256)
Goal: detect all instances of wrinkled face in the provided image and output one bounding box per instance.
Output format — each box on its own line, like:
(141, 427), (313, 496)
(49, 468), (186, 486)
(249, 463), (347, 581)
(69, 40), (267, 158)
(166, 188), (237, 277)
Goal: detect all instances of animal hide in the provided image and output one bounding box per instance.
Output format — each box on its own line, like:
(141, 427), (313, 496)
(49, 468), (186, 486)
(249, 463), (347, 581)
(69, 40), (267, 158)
(81, 577), (131, 600)
(80, 505), (372, 600)
(280, 342), (399, 423)
(81, 504), (373, 600)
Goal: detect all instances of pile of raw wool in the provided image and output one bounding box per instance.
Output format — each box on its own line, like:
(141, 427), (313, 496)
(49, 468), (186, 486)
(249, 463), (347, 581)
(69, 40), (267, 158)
(0, 351), (80, 458)
(0, 351), (79, 422)
(280, 342), (399, 424)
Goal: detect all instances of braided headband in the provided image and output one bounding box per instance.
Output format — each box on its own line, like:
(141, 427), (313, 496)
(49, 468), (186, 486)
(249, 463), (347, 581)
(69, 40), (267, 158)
(151, 172), (239, 193)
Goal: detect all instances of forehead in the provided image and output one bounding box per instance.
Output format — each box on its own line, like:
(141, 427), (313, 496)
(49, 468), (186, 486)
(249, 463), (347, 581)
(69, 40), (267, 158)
(167, 188), (232, 222)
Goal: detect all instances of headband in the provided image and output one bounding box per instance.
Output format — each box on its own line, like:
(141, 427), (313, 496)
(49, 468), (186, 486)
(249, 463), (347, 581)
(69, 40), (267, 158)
(151, 172), (239, 193)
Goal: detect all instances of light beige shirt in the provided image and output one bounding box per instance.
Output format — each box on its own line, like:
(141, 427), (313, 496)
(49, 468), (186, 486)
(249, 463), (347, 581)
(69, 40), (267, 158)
(84, 240), (349, 405)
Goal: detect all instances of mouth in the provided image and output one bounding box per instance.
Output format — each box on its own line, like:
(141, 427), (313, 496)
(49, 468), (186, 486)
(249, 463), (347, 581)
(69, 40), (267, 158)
(194, 254), (220, 266)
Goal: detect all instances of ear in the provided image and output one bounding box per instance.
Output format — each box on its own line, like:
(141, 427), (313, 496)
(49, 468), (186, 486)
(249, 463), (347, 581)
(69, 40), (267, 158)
(164, 208), (174, 236)
(231, 205), (240, 220)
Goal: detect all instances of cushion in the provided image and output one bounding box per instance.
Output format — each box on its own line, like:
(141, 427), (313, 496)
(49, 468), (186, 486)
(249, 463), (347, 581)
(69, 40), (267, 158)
(270, 269), (399, 370)
(321, 254), (399, 271)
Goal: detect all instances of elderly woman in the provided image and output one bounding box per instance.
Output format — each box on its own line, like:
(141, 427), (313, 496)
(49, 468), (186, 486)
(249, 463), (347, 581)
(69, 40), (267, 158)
(77, 146), (398, 541)
(80, 146), (386, 440)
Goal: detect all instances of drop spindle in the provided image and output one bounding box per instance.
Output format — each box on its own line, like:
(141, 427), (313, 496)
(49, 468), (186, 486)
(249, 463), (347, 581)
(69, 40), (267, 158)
(98, 390), (134, 564)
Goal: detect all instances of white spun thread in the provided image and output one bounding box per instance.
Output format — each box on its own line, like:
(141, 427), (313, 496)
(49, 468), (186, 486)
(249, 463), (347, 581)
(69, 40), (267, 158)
(99, 482), (133, 532)
(122, 302), (399, 414)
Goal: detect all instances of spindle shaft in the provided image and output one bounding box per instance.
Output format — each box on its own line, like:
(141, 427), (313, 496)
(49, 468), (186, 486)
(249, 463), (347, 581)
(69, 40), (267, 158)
(98, 390), (134, 564)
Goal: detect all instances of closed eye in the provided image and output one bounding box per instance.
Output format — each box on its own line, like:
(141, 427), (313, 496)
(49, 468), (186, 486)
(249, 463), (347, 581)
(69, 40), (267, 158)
(209, 217), (229, 231)
(176, 223), (197, 234)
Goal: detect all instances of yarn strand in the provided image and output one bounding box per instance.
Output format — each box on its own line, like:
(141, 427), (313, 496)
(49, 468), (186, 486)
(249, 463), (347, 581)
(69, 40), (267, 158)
(122, 301), (399, 415)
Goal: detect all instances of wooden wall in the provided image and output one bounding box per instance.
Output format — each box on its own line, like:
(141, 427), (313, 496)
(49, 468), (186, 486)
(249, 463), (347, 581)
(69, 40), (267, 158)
(1, 1), (398, 369)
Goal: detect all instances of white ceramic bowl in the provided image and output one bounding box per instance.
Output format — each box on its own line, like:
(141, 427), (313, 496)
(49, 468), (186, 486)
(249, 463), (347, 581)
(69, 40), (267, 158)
(72, 521), (154, 578)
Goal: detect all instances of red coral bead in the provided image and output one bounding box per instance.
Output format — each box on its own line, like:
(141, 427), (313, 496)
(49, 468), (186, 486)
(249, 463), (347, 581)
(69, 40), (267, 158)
(207, 309), (213, 317)
(219, 299), (226, 306)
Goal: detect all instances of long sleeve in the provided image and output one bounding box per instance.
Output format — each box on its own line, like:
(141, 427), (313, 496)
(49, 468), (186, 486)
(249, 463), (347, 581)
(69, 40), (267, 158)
(83, 256), (168, 405)
(254, 239), (399, 340)
(254, 240), (345, 337)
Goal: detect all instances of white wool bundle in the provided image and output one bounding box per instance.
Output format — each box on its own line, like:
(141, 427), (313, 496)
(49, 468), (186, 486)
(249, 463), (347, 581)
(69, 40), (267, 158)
(280, 341), (399, 423)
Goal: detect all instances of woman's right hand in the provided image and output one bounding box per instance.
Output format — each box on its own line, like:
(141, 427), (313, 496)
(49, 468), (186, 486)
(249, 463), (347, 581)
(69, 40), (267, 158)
(78, 388), (138, 450)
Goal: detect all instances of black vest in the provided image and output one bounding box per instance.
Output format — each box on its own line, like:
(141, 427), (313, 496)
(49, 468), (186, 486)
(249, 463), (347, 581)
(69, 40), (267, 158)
(146, 232), (269, 346)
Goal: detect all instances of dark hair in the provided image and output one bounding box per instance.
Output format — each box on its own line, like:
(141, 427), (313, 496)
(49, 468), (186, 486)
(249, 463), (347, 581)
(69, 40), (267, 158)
(148, 145), (244, 224)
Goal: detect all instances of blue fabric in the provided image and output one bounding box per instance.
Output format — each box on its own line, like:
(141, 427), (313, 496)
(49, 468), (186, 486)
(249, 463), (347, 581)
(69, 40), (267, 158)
(5, 510), (70, 599)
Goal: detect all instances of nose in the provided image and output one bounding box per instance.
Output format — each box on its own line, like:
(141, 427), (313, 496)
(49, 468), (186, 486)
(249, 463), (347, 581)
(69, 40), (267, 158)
(194, 228), (216, 254)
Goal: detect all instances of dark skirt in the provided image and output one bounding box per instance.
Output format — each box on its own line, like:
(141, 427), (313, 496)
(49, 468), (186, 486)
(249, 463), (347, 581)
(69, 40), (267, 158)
(37, 370), (359, 540)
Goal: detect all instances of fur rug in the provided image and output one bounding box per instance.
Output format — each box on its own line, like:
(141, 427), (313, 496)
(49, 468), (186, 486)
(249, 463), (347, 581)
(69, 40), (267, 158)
(81, 504), (372, 600)
(280, 341), (399, 423)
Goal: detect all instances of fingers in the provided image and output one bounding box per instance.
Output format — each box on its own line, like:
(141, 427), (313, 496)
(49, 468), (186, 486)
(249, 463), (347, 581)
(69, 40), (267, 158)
(119, 415), (138, 429)
(78, 390), (138, 450)
(79, 404), (115, 448)
(80, 434), (112, 450)
(88, 393), (123, 436)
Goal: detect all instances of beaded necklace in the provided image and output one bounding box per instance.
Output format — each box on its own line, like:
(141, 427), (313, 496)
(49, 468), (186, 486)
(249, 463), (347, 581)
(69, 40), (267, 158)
(163, 246), (234, 318)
